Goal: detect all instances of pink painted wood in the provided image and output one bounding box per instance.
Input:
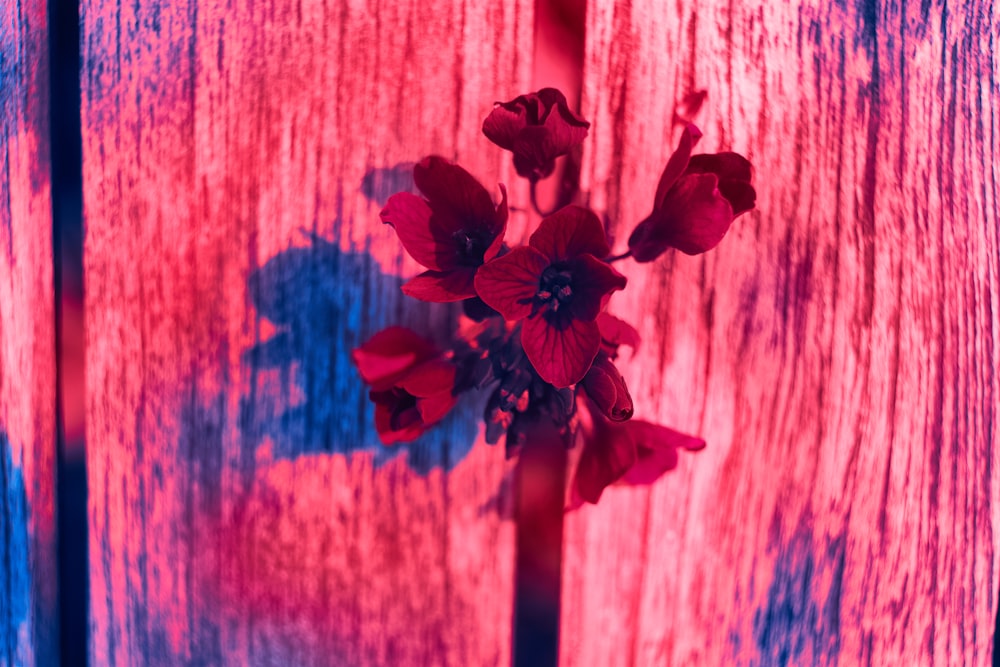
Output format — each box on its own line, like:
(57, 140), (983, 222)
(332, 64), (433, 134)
(82, 1), (535, 664)
(561, 0), (999, 665)
(0, 0), (59, 663)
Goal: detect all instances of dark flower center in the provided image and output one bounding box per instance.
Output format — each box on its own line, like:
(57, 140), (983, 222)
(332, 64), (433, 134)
(536, 265), (574, 312)
(453, 228), (493, 266)
(388, 388), (421, 430)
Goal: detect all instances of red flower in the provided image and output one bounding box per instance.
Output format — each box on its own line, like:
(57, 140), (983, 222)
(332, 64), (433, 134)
(482, 88), (590, 182)
(351, 327), (458, 444)
(381, 156), (508, 302)
(474, 206), (627, 388)
(570, 399), (706, 506)
(627, 123), (756, 261)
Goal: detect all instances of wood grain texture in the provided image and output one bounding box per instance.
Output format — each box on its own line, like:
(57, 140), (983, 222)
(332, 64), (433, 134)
(82, 0), (534, 664)
(562, 0), (999, 665)
(0, 0), (59, 664)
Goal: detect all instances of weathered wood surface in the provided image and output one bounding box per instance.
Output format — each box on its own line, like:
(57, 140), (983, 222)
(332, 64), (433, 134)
(562, 0), (999, 665)
(82, 1), (533, 664)
(0, 0), (59, 665)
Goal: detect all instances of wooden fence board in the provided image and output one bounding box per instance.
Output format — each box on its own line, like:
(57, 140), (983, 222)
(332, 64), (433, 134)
(0, 0), (59, 664)
(82, 1), (533, 664)
(562, 1), (999, 665)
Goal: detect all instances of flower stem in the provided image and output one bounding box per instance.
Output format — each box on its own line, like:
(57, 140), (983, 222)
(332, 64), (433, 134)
(605, 250), (632, 263)
(529, 180), (562, 218)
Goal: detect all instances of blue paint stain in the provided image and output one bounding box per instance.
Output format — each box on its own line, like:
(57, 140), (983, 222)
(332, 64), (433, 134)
(0, 21), (23, 124)
(1, 23), (22, 260)
(241, 233), (479, 474)
(0, 430), (31, 666)
(750, 521), (844, 667)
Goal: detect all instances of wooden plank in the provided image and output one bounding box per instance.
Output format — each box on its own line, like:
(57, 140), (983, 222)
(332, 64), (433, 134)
(82, 0), (533, 664)
(0, 0), (59, 664)
(562, 0), (1000, 665)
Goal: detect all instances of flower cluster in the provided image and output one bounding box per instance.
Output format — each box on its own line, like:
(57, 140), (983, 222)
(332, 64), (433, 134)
(354, 89), (755, 504)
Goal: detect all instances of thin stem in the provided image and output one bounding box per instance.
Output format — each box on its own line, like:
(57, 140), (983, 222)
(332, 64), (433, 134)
(605, 249), (632, 263)
(529, 179), (562, 217)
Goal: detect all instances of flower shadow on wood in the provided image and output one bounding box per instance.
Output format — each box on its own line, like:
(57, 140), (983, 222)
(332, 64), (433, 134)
(241, 230), (481, 475)
(0, 429), (48, 664)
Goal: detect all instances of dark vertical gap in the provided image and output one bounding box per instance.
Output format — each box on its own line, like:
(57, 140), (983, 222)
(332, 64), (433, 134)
(513, 430), (567, 667)
(994, 583), (999, 667)
(512, 2), (586, 666)
(527, 0), (587, 216)
(48, 0), (88, 663)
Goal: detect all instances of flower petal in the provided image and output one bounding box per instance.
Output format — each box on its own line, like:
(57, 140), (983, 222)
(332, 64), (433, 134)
(574, 423), (637, 504)
(567, 254), (627, 321)
(624, 442), (679, 484)
(474, 247), (549, 321)
(685, 152), (752, 183)
(629, 172), (737, 261)
(521, 314), (601, 387)
(718, 179), (757, 217)
(483, 88), (589, 152)
(538, 87), (590, 132)
(509, 111), (589, 181)
(627, 211), (671, 263)
(483, 183), (509, 262)
(373, 400), (424, 445)
(486, 89), (589, 181)
(654, 123), (702, 210)
(597, 313), (641, 355)
(541, 94), (590, 153)
(582, 366), (618, 410)
(619, 421), (706, 485)
(373, 401), (394, 439)
(658, 173), (736, 255)
(482, 102), (527, 150)
(511, 127), (558, 180)
(402, 269), (477, 302)
(352, 327), (437, 391)
(581, 354), (633, 421)
(673, 89), (708, 124)
(417, 391), (458, 424)
(413, 156), (497, 236)
(686, 150), (757, 219)
(529, 205), (610, 262)
(399, 359), (457, 397)
(380, 192), (450, 270)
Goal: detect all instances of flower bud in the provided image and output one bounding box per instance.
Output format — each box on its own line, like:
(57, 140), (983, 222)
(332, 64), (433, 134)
(628, 124), (755, 262)
(581, 354), (633, 421)
(482, 88), (590, 182)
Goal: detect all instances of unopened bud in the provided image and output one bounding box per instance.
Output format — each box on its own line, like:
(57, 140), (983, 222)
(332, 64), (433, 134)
(581, 354), (633, 421)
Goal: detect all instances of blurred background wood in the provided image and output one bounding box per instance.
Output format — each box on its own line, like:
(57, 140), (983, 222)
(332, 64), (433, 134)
(78, 0), (1000, 664)
(0, 0), (59, 664)
(562, 0), (999, 665)
(81, 0), (533, 664)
